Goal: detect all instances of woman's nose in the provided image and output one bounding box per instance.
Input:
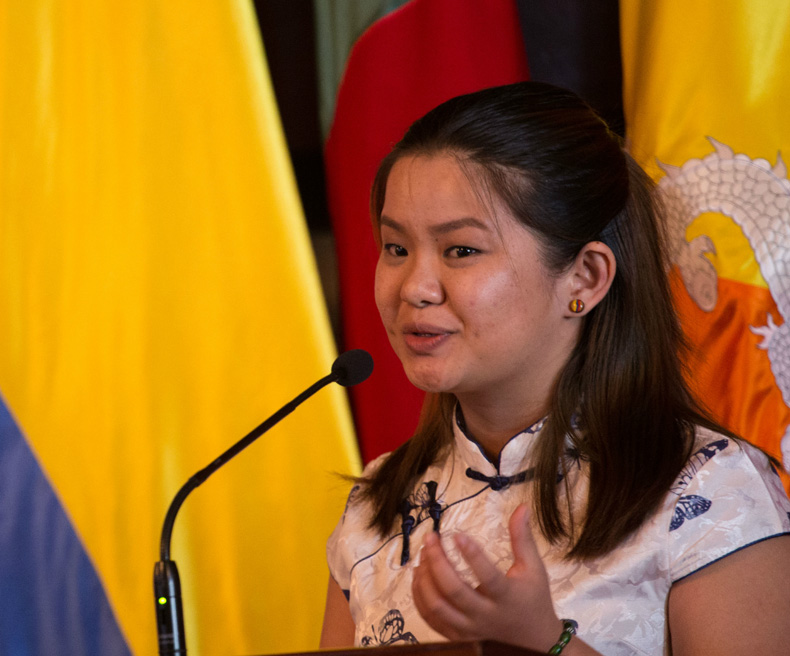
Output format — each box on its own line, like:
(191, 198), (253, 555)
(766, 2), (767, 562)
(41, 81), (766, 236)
(400, 256), (445, 307)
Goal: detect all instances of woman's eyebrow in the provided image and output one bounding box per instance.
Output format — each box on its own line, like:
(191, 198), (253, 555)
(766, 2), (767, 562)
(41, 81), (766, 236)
(430, 217), (489, 235)
(379, 216), (405, 233)
(379, 215), (489, 235)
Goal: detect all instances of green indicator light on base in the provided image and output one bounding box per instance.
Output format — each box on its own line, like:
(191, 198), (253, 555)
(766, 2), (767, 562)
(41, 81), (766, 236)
(158, 597), (168, 605)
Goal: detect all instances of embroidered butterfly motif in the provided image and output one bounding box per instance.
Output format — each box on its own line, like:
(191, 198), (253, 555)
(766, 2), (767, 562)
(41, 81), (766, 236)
(670, 438), (729, 495)
(669, 494), (712, 531)
(360, 610), (418, 646)
(408, 481), (441, 523)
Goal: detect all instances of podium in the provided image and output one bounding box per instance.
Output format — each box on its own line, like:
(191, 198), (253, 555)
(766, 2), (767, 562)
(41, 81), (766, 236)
(274, 641), (543, 656)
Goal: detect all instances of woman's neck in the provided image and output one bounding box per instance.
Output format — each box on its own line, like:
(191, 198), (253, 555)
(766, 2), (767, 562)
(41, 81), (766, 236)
(455, 394), (547, 461)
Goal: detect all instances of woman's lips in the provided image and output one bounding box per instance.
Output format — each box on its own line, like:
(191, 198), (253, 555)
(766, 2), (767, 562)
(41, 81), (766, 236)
(401, 324), (453, 354)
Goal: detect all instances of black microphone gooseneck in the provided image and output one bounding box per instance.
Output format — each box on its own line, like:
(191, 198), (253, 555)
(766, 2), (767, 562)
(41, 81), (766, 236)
(153, 349), (373, 655)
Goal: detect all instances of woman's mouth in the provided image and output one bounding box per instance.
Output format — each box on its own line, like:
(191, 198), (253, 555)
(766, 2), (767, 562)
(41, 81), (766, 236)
(401, 325), (452, 354)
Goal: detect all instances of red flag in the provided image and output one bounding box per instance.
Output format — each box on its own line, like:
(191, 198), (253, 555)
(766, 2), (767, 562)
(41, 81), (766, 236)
(325, 0), (529, 462)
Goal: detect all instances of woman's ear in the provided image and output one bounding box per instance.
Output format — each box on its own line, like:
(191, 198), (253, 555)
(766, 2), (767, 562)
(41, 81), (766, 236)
(563, 241), (616, 316)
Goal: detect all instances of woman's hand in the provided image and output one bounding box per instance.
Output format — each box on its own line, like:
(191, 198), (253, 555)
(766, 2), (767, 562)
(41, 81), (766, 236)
(411, 504), (563, 651)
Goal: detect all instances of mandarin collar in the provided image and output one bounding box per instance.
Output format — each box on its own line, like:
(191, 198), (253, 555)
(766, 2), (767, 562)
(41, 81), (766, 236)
(453, 406), (545, 477)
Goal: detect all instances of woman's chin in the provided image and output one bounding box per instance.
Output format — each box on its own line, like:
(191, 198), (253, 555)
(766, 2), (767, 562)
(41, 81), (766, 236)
(403, 367), (455, 395)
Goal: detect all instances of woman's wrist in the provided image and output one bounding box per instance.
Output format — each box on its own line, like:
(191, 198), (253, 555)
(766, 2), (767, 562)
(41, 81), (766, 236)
(547, 618), (578, 654)
(521, 616), (565, 653)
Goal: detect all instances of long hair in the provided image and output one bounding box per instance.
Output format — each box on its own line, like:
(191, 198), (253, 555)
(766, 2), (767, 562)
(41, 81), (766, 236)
(360, 81), (730, 559)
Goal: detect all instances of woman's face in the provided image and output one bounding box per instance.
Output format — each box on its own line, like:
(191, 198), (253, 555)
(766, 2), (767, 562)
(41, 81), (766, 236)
(374, 154), (580, 406)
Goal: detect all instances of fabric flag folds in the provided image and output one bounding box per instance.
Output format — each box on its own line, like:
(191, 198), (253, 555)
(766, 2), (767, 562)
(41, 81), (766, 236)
(621, 0), (790, 482)
(322, 0), (529, 463)
(0, 2), (360, 655)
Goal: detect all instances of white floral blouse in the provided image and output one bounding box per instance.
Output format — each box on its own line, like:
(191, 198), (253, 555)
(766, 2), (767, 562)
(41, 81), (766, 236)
(327, 417), (790, 655)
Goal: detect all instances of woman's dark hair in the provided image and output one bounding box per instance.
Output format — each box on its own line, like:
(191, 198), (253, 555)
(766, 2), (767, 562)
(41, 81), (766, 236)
(359, 81), (731, 560)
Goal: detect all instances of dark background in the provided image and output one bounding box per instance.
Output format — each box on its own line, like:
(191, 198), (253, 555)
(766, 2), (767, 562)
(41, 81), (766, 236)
(253, 1), (341, 336)
(254, 1), (328, 230)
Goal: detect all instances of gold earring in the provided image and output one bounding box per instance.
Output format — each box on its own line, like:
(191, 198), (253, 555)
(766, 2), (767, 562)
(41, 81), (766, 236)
(569, 299), (584, 313)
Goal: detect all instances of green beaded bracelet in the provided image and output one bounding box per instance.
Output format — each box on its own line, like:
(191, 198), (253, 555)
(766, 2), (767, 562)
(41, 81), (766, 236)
(548, 619), (578, 654)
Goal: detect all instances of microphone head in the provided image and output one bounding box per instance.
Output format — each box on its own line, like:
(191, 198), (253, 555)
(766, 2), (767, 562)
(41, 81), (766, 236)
(331, 349), (374, 387)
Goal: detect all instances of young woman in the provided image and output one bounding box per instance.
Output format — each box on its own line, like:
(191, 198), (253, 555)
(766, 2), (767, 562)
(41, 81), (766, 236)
(320, 82), (790, 655)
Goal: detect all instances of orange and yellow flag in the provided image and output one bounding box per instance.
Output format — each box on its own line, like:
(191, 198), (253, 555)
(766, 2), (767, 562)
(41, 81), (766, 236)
(621, 0), (790, 484)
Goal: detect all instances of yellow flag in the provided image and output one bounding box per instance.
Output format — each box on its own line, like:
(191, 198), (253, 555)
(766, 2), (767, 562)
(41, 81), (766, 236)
(621, 0), (790, 482)
(0, 2), (360, 654)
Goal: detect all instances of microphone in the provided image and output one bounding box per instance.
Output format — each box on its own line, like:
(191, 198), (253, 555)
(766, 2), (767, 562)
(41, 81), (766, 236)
(332, 348), (374, 387)
(153, 349), (373, 655)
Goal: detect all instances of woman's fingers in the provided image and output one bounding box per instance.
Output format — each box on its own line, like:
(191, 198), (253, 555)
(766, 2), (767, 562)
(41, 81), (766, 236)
(508, 504), (542, 575)
(452, 532), (508, 599)
(417, 532), (483, 610)
(412, 507), (559, 648)
(412, 532), (478, 638)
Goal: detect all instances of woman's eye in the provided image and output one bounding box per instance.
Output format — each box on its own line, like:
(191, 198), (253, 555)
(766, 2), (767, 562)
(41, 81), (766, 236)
(383, 243), (408, 257)
(446, 246), (478, 258)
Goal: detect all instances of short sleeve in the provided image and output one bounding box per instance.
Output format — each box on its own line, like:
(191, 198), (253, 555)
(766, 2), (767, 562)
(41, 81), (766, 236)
(667, 435), (790, 582)
(326, 453), (389, 591)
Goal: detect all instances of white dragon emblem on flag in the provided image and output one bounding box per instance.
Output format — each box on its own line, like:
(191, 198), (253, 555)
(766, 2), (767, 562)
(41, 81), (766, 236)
(657, 138), (790, 469)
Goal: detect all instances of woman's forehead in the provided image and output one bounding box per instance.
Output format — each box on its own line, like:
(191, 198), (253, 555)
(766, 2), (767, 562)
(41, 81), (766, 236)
(381, 154), (517, 232)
